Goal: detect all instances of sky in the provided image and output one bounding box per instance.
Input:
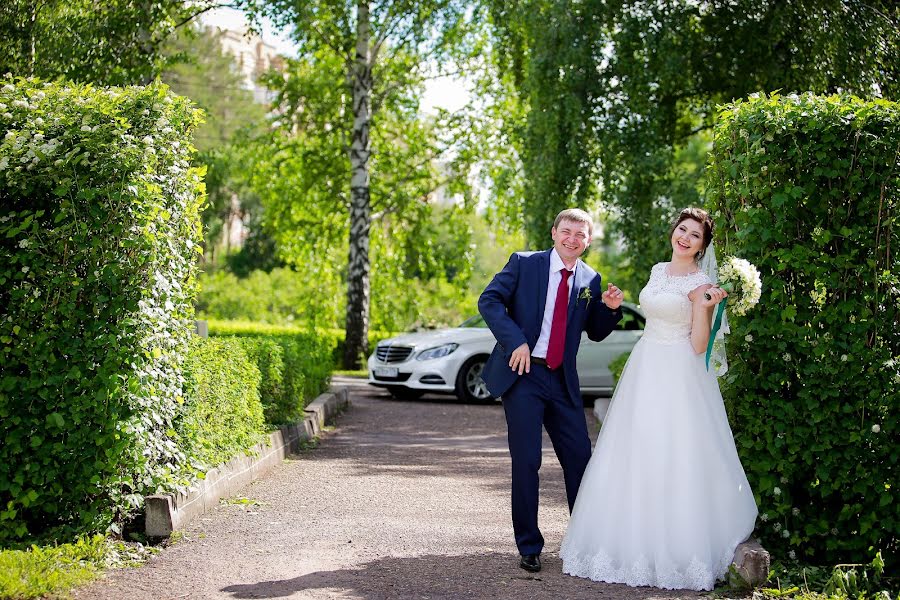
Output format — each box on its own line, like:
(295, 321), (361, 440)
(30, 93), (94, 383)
(199, 7), (471, 114)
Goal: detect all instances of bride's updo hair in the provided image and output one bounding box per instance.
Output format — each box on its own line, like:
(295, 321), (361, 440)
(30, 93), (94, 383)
(670, 207), (714, 262)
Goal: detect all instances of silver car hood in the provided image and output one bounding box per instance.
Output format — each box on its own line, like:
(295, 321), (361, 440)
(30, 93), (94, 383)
(378, 327), (494, 348)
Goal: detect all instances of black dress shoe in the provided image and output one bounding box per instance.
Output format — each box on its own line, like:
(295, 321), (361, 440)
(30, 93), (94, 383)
(519, 553), (541, 572)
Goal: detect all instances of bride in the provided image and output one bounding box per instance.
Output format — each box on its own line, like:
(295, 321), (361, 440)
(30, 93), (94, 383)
(560, 207), (758, 591)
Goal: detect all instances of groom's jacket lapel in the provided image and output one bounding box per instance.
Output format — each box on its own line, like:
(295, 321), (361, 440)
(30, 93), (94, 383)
(567, 259), (587, 323)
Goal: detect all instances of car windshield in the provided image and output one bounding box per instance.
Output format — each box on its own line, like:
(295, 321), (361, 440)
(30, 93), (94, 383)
(458, 315), (487, 328)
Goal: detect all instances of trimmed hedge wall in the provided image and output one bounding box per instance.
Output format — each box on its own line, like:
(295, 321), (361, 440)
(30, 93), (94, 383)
(207, 320), (336, 426)
(708, 93), (899, 565)
(178, 338), (264, 470)
(0, 78), (204, 543)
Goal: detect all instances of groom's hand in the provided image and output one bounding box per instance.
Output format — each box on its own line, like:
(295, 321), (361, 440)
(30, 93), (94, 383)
(509, 343), (531, 375)
(601, 282), (624, 309)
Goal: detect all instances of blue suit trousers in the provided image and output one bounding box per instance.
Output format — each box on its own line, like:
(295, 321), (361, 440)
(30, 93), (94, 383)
(502, 363), (593, 556)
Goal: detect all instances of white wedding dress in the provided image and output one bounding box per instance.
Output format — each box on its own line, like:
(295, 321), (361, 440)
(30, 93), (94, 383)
(560, 262), (758, 591)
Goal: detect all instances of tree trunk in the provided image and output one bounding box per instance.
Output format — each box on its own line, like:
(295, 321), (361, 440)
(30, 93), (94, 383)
(342, 0), (373, 369)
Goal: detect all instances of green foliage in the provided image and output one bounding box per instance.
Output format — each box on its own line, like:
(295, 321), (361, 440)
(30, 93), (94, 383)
(178, 338), (265, 470)
(0, 78), (205, 543)
(708, 93), (899, 566)
(206, 320), (336, 425)
(0, 0), (206, 85)
(196, 205), (498, 333)
(0, 535), (106, 600)
(486, 0), (900, 294)
(608, 352), (631, 386)
(197, 268), (343, 328)
(758, 552), (896, 600)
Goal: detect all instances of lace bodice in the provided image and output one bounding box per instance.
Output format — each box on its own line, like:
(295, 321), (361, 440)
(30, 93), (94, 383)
(638, 262), (711, 344)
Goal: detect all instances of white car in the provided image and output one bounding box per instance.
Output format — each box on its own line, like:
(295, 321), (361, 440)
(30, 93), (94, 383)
(367, 303), (645, 402)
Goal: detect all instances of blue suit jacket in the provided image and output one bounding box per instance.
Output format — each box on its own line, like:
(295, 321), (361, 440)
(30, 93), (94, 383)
(477, 249), (622, 404)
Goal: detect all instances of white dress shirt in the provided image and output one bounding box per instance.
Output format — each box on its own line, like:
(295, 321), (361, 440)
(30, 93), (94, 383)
(532, 248), (576, 359)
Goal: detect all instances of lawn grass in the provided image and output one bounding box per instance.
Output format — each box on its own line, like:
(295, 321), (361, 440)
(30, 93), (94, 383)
(0, 535), (157, 600)
(0, 536), (105, 599)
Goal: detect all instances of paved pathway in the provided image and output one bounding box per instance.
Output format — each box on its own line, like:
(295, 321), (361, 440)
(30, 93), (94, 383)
(77, 377), (705, 600)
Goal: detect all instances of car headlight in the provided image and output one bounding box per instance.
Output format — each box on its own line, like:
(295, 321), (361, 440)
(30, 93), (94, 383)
(416, 343), (459, 361)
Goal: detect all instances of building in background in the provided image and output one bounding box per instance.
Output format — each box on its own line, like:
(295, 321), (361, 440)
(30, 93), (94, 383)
(213, 26), (285, 104)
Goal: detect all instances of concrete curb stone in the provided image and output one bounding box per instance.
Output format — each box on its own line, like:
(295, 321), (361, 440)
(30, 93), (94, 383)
(144, 386), (351, 538)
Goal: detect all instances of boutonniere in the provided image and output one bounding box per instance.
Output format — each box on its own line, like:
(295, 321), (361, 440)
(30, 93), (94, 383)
(578, 287), (592, 308)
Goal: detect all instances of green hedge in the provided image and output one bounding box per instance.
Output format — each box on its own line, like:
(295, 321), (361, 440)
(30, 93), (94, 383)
(207, 320), (337, 426)
(0, 78), (204, 543)
(608, 351), (631, 386)
(178, 338), (265, 470)
(708, 92), (899, 565)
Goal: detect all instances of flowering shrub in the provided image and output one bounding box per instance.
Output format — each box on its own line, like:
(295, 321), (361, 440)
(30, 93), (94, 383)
(0, 78), (205, 543)
(708, 93), (899, 565)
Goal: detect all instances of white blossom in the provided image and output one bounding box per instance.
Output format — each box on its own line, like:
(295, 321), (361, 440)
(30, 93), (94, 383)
(12, 100), (28, 108)
(760, 513), (769, 522)
(773, 486), (782, 496)
(782, 530), (790, 538)
(17, 239), (29, 249)
(745, 334), (754, 342)
(783, 353), (791, 362)
(831, 528), (839, 535)
(2, 84), (13, 92)
(4, 130), (14, 140)
(21, 266), (29, 273)
(788, 550), (796, 560)
(34, 117), (43, 127)
(840, 354), (848, 362)
(3, 113), (11, 119)
(792, 507), (800, 516)
(872, 424), (881, 434)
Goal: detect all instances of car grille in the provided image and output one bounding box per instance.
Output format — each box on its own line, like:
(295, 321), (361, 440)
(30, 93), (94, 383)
(375, 345), (414, 363)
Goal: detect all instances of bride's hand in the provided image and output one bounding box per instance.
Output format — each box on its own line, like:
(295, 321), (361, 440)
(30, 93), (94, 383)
(697, 284), (728, 308)
(688, 284), (713, 304)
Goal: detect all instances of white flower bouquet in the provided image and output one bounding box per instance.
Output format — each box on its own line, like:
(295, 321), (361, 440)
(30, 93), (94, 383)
(705, 256), (762, 315)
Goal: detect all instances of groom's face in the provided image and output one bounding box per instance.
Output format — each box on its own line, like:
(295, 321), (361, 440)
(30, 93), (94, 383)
(552, 219), (591, 263)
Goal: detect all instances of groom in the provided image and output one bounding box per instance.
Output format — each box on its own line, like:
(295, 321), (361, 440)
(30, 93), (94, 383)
(478, 208), (624, 573)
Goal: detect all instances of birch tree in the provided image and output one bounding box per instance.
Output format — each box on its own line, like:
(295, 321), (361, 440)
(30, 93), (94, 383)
(245, 0), (476, 367)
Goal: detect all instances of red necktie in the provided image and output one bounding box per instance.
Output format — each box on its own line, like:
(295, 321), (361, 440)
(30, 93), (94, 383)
(545, 268), (572, 370)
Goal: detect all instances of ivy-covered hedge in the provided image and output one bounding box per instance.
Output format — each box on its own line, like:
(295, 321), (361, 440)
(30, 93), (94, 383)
(0, 78), (204, 543)
(708, 93), (899, 565)
(178, 338), (264, 470)
(206, 320), (336, 426)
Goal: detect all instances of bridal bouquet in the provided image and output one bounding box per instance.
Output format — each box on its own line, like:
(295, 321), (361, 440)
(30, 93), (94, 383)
(704, 256), (762, 371)
(704, 256), (762, 315)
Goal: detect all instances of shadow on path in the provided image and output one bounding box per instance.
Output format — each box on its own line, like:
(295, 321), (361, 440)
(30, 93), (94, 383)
(221, 552), (702, 600)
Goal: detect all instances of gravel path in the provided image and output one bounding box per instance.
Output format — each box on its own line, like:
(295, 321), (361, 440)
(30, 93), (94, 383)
(76, 377), (707, 600)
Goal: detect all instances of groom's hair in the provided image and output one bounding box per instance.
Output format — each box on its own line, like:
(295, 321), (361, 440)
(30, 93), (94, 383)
(670, 207), (714, 261)
(553, 208), (594, 236)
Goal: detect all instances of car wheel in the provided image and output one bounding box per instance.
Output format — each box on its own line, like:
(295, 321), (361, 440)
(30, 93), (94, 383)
(455, 356), (494, 403)
(388, 386), (424, 401)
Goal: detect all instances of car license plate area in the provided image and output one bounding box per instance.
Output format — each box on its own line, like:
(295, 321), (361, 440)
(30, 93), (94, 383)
(374, 366), (399, 378)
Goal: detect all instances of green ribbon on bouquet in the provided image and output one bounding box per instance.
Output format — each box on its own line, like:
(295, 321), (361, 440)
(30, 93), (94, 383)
(705, 297), (727, 371)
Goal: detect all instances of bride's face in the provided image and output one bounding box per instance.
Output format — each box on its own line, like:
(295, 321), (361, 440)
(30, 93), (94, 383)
(671, 218), (705, 260)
